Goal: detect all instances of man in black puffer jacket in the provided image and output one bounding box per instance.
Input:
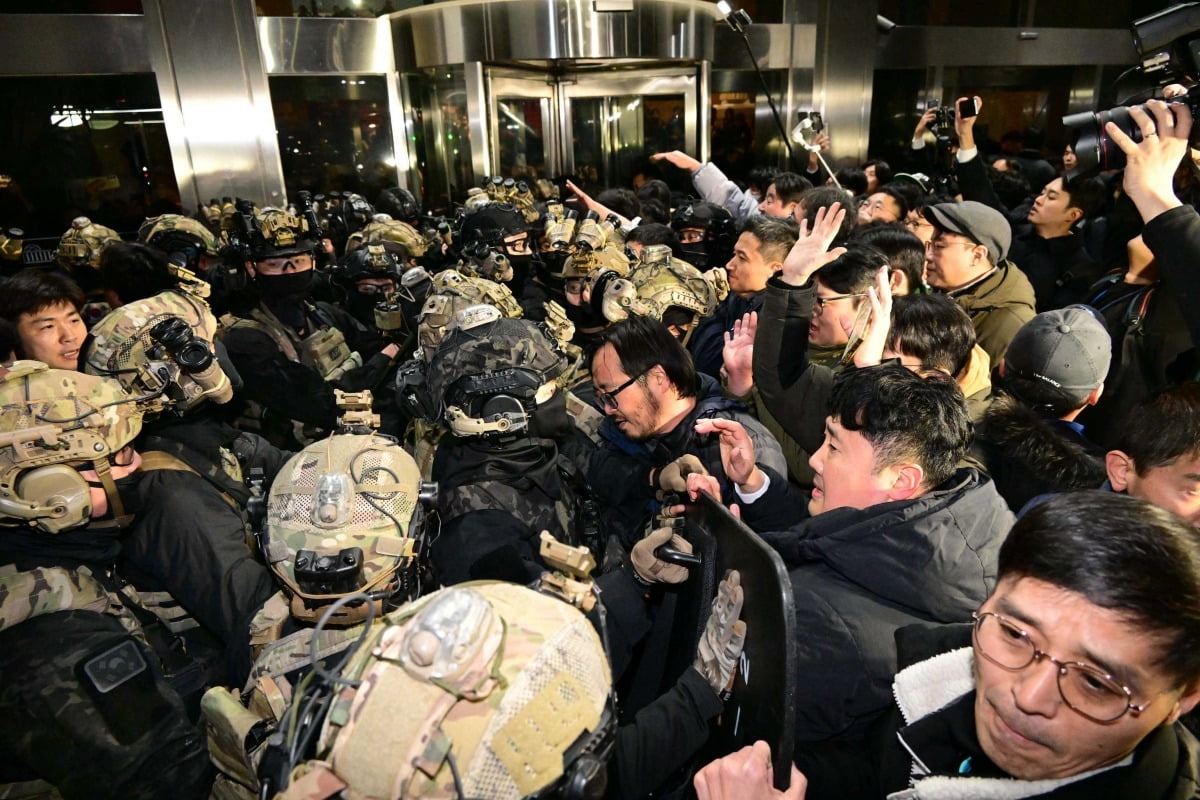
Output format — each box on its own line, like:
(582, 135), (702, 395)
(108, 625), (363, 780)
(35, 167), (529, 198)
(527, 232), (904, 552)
(694, 364), (1012, 749)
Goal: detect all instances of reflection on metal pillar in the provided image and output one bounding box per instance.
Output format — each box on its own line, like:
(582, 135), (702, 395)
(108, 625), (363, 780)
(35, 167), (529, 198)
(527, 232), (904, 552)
(813, 0), (877, 165)
(143, 0), (286, 209)
(465, 63), (492, 182)
(698, 60), (712, 164)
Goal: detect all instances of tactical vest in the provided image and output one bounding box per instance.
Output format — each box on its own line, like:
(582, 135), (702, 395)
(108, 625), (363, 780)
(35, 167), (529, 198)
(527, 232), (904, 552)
(220, 304), (362, 382)
(437, 450), (603, 556)
(219, 303), (363, 443)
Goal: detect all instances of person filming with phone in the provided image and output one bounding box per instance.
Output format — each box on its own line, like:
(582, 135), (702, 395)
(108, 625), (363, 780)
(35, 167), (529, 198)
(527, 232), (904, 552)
(952, 95), (1107, 311)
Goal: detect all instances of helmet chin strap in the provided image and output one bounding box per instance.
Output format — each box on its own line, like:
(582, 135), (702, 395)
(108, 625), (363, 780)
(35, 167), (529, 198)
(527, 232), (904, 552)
(81, 455), (136, 529)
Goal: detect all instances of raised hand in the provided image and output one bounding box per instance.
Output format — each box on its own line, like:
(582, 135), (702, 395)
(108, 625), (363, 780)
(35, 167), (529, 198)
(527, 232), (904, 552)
(1107, 99), (1191, 223)
(783, 201), (847, 286)
(652, 150), (703, 172)
(723, 311), (758, 397)
(852, 266), (895, 368)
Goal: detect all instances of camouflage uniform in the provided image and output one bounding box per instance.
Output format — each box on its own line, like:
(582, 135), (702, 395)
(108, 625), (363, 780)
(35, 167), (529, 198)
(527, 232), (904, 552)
(0, 362), (209, 800)
(220, 209), (398, 447)
(202, 582), (613, 800)
(422, 318), (605, 584)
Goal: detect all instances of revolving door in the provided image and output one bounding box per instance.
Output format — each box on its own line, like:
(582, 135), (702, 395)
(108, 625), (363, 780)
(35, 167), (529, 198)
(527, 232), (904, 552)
(400, 63), (705, 209)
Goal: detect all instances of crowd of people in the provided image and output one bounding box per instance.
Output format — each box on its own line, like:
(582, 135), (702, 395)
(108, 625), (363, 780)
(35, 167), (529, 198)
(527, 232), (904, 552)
(0, 90), (1199, 800)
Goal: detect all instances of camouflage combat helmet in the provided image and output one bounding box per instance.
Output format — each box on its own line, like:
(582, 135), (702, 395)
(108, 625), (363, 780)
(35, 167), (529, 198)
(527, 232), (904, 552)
(307, 581), (614, 799)
(417, 269), (523, 356)
(56, 216), (121, 270)
(593, 245), (728, 331)
(559, 214), (629, 281)
(463, 176), (541, 225)
(84, 290), (233, 417)
(427, 315), (568, 437)
(376, 185), (422, 224)
(248, 207), (319, 260)
(344, 217), (430, 259)
(263, 432), (428, 624)
(457, 202), (529, 250)
(0, 361), (143, 533)
(137, 213), (220, 266)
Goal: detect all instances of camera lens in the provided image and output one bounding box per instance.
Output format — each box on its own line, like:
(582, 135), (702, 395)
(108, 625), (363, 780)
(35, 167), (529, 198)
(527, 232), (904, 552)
(1064, 105), (1139, 177)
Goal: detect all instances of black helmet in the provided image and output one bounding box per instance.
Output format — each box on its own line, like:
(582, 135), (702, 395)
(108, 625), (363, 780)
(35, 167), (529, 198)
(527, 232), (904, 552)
(376, 186), (422, 224)
(458, 204), (528, 250)
(669, 201), (736, 269)
(333, 243), (403, 286)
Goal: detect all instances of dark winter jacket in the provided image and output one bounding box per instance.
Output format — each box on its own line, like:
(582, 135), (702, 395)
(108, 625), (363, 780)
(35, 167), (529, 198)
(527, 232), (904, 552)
(740, 467), (1013, 745)
(1078, 268), (1195, 449)
(688, 290), (765, 381)
(1076, 204), (1200, 448)
(588, 374), (787, 545)
(971, 393), (1107, 512)
(1007, 226), (1102, 311)
(752, 275), (834, 460)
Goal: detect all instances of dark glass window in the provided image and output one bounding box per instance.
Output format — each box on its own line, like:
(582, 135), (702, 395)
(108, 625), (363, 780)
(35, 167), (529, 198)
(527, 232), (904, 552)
(403, 68), (472, 214)
(0, 74), (178, 241)
(269, 75), (398, 204)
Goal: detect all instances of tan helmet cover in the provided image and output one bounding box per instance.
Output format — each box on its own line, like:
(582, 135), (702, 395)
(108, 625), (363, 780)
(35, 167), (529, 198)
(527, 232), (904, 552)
(138, 213), (220, 255)
(0, 361), (143, 532)
(417, 270), (523, 356)
(264, 433), (423, 623)
(84, 290), (232, 415)
(56, 216), (120, 270)
(321, 582), (611, 799)
(345, 218), (430, 259)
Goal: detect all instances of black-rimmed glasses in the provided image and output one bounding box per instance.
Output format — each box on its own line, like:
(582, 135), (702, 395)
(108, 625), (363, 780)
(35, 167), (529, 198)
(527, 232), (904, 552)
(597, 370), (646, 410)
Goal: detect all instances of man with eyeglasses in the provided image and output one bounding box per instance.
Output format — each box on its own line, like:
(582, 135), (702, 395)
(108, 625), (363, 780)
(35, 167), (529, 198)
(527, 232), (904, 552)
(923, 200), (1035, 365)
(696, 490), (1200, 800)
(586, 314), (786, 546)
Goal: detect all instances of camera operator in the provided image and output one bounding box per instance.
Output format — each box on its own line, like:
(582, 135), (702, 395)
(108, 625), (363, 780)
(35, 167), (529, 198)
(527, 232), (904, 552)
(954, 96), (1107, 311)
(1110, 98), (1200, 361)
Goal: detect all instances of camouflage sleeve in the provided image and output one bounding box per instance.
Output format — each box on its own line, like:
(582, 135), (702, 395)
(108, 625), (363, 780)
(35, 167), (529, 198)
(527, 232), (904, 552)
(0, 565), (112, 633)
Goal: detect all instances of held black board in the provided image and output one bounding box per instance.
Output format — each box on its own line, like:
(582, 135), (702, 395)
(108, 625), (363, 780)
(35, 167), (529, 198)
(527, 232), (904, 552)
(686, 492), (797, 791)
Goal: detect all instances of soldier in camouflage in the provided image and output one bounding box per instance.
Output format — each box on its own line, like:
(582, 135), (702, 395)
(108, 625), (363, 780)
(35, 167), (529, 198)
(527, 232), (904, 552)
(138, 213), (222, 279)
(219, 205), (403, 446)
(0, 361), (210, 800)
(84, 288), (288, 685)
(55, 215), (123, 327)
(200, 572), (748, 799)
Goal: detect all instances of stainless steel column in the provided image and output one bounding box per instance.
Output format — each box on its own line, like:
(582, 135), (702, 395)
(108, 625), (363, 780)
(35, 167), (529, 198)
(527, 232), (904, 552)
(812, 0), (878, 165)
(143, 0), (287, 209)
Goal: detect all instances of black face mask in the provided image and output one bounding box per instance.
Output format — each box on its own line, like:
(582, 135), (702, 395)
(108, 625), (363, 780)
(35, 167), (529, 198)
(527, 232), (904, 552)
(346, 293), (381, 328)
(678, 242), (711, 269)
(565, 298), (608, 331)
(256, 270), (315, 303)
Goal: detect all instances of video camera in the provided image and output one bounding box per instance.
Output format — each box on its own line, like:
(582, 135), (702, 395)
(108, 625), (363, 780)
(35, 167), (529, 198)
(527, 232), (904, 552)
(1065, 2), (1200, 177)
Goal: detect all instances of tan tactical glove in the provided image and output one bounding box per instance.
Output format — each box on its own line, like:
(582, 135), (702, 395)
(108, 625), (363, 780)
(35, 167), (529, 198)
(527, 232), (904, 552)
(694, 569), (746, 697)
(631, 526), (694, 585)
(655, 454), (708, 498)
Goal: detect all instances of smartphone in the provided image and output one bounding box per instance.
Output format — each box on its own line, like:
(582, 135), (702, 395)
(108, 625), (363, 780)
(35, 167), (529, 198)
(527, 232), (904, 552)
(958, 98), (978, 119)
